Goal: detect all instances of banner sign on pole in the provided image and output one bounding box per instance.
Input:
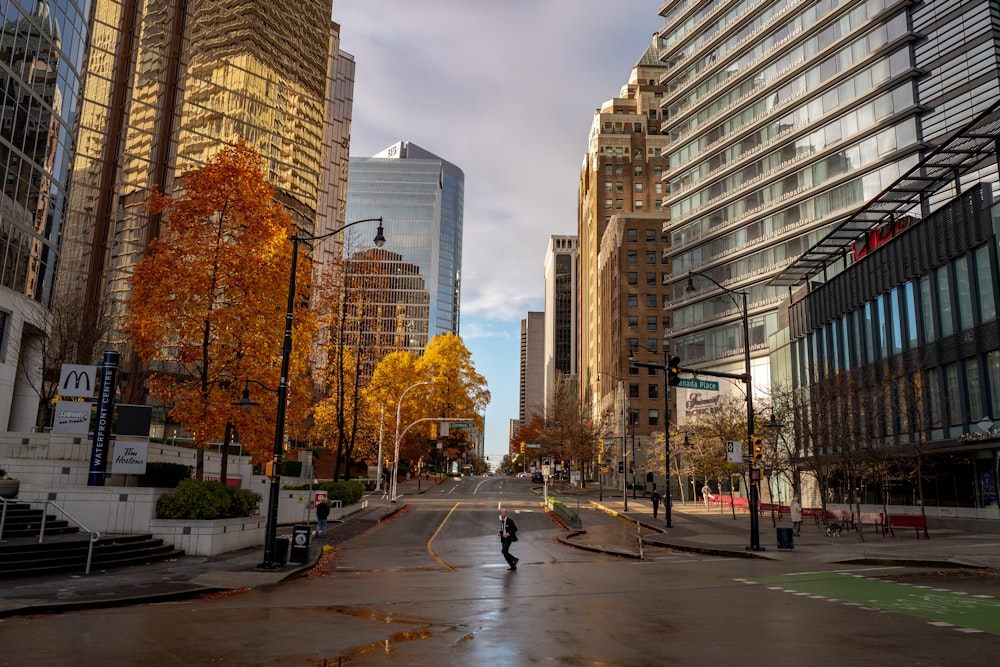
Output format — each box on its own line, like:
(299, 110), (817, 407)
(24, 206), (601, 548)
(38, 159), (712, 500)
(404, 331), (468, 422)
(88, 351), (119, 486)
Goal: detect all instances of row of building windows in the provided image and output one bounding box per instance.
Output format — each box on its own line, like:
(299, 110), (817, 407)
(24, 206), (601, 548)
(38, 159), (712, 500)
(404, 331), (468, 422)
(628, 383), (661, 399)
(627, 315), (671, 331)
(626, 250), (666, 265)
(605, 163), (664, 178)
(797, 243), (998, 383)
(626, 228), (669, 244)
(627, 294), (669, 308)
(605, 181), (663, 194)
(626, 271), (670, 286)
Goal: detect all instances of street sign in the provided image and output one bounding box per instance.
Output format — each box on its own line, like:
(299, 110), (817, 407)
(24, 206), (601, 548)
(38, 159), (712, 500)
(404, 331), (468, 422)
(677, 378), (720, 391)
(726, 440), (743, 463)
(525, 443), (541, 448)
(451, 422), (474, 428)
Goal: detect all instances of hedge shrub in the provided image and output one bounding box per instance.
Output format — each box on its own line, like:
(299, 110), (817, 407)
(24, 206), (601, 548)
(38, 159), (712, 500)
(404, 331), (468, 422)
(141, 462), (192, 488)
(156, 479), (261, 520)
(285, 480), (364, 505)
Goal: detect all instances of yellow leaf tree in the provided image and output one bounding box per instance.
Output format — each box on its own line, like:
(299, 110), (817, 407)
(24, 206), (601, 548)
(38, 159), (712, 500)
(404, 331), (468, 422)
(127, 140), (316, 477)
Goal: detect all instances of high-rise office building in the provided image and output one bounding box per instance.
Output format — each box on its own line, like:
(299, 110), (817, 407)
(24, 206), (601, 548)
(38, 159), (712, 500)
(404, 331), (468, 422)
(520, 311), (545, 424)
(345, 141), (464, 352)
(55, 1), (350, 400)
(578, 39), (671, 453)
(543, 235), (578, 417)
(658, 0), (1000, 426)
(0, 1), (92, 430)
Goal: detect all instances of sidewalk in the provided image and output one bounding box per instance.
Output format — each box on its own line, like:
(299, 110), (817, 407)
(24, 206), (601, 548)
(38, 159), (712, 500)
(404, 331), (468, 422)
(567, 491), (1000, 570)
(0, 497), (404, 617)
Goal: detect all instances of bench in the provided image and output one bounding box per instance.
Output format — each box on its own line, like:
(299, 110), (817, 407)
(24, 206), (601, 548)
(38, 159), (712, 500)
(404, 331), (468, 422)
(888, 514), (928, 539)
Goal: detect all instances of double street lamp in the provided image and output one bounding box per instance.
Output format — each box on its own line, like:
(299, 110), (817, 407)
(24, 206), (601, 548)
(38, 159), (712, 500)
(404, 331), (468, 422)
(257, 217), (385, 570)
(391, 380), (434, 502)
(685, 271), (760, 551)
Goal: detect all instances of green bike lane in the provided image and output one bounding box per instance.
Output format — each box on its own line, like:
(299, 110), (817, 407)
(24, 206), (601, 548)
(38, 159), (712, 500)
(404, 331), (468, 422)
(746, 571), (1000, 635)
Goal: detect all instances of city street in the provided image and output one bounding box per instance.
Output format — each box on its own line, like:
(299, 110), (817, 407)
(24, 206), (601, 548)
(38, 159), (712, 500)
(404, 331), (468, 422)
(1, 476), (999, 666)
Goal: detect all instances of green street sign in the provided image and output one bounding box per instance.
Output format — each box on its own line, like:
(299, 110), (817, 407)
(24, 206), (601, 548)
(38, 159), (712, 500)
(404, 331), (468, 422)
(451, 422), (474, 428)
(525, 443), (541, 448)
(676, 378), (719, 391)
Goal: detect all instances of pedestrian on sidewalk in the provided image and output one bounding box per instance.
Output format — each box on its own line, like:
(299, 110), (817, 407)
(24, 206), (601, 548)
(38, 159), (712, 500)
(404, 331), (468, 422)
(315, 500), (330, 537)
(499, 508), (519, 570)
(651, 490), (661, 518)
(702, 483), (711, 509)
(790, 497), (802, 536)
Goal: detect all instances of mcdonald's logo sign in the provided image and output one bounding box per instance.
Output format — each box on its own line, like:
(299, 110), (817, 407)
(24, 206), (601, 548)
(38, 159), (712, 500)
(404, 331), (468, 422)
(59, 364), (98, 398)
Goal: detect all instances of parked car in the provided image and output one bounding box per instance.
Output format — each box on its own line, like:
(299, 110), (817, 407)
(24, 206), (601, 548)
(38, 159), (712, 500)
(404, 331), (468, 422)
(531, 472), (543, 483)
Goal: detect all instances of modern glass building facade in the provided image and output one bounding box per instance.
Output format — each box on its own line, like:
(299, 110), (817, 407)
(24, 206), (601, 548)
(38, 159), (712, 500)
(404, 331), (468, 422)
(55, 0), (348, 399)
(779, 105), (1000, 519)
(0, 0), (91, 430)
(658, 0), (1000, 422)
(345, 141), (464, 353)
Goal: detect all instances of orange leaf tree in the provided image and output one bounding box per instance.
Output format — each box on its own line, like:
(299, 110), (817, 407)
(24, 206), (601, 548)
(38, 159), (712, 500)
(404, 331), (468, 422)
(127, 140), (316, 476)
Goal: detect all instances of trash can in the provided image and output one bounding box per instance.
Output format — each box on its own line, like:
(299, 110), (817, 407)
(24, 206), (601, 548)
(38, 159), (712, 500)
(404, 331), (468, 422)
(273, 536), (290, 565)
(290, 523), (311, 563)
(776, 527), (794, 551)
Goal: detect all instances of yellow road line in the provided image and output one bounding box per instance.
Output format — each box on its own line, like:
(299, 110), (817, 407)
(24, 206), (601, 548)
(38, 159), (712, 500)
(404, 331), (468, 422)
(427, 501), (459, 572)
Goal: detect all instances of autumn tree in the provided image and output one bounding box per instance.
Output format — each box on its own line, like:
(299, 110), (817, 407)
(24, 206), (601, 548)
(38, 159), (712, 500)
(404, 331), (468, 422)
(363, 334), (490, 476)
(127, 140), (315, 477)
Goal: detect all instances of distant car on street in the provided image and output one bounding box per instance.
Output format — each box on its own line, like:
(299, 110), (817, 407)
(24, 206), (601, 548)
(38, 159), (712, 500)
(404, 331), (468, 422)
(531, 472), (543, 483)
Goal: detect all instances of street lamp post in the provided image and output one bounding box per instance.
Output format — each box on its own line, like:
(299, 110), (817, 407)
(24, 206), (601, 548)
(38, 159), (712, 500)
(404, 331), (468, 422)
(628, 346), (673, 528)
(391, 380), (434, 502)
(596, 372), (627, 509)
(685, 271), (760, 551)
(258, 217), (385, 570)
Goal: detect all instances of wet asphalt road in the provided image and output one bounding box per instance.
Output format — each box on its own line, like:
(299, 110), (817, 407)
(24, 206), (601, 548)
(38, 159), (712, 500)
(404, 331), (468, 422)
(1, 476), (999, 666)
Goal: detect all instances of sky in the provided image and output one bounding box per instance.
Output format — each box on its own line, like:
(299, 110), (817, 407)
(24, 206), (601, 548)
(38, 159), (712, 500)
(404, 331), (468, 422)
(333, 1), (663, 463)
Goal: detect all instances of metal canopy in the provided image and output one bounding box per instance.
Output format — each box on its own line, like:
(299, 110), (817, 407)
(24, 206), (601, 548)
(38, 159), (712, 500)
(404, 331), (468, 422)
(771, 100), (1000, 288)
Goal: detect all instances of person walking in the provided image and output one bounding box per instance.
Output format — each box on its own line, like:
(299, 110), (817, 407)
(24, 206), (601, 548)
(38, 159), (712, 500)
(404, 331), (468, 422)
(790, 497), (803, 537)
(315, 499), (330, 537)
(702, 483), (711, 509)
(499, 508), (519, 570)
(651, 490), (661, 519)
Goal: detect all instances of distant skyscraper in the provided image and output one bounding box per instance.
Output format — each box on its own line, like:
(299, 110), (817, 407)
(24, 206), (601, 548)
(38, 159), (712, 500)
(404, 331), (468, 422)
(543, 236), (578, 417)
(345, 141), (464, 352)
(0, 0), (92, 430)
(55, 1), (349, 400)
(520, 312), (545, 423)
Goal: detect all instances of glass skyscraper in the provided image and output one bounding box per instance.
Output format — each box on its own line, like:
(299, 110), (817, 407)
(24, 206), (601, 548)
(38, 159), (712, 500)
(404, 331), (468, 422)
(345, 141), (464, 353)
(0, 0), (91, 430)
(658, 0), (1000, 424)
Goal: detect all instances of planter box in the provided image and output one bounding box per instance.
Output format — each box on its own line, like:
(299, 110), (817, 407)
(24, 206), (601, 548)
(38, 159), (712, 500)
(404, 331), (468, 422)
(149, 516), (266, 556)
(0, 479), (20, 498)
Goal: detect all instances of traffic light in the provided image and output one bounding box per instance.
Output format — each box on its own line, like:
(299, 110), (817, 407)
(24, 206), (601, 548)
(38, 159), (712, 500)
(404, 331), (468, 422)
(752, 435), (763, 462)
(668, 355), (682, 386)
(520, 442), (525, 453)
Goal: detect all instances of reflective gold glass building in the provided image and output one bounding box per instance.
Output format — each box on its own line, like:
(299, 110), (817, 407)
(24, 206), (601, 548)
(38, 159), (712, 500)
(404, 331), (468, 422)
(57, 0), (352, 399)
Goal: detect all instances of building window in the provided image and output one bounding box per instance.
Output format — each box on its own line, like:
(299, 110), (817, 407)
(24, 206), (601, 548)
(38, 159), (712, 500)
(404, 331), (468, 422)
(629, 384), (640, 399)
(627, 229), (638, 242)
(628, 316), (639, 329)
(634, 165), (643, 176)
(628, 338), (639, 355)
(648, 409), (659, 426)
(629, 409), (640, 425)
(647, 316), (657, 331)
(649, 384), (659, 399)
(616, 181), (623, 192)
(628, 294), (638, 307)
(647, 338), (658, 352)
(605, 199), (612, 209)
(634, 123), (642, 132)
(627, 272), (638, 285)
(646, 294), (657, 307)
(646, 251), (656, 265)
(604, 181), (612, 192)
(627, 250), (637, 264)
(646, 272), (656, 286)
(616, 199), (624, 209)
(645, 229), (656, 242)
(635, 201), (644, 210)
(635, 183), (643, 193)
(605, 164), (613, 175)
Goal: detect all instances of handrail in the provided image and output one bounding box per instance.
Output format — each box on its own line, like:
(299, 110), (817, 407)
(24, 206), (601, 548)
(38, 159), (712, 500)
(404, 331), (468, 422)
(0, 496), (12, 538)
(35, 499), (101, 575)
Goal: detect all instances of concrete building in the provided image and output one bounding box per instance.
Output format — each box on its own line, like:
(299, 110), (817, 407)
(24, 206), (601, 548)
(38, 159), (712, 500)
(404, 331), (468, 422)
(0, 1), (93, 430)
(578, 38), (671, 480)
(520, 312), (545, 424)
(345, 141), (464, 353)
(54, 1), (352, 401)
(542, 235), (578, 416)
